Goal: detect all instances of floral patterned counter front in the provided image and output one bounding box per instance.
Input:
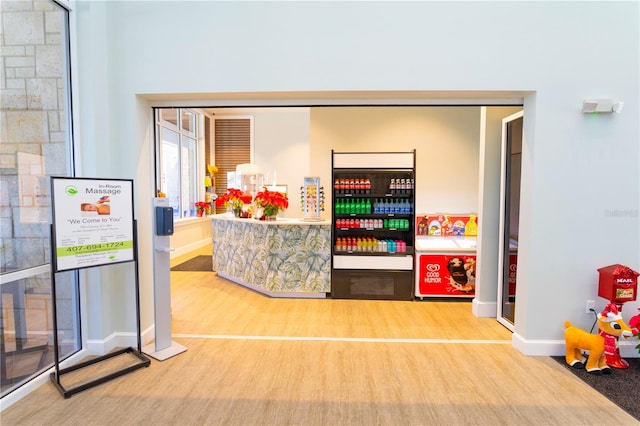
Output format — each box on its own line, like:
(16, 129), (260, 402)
(211, 214), (331, 298)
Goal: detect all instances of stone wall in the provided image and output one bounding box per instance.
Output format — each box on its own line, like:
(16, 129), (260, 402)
(1, 0), (69, 272)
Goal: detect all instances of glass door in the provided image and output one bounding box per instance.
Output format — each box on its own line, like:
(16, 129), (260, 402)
(497, 111), (523, 331)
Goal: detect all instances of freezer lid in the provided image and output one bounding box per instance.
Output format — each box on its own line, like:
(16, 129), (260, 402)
(415, 236), (459, 250)
(453, 237), (477, 249)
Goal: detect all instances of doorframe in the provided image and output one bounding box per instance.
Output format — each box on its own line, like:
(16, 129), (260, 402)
(497, 110), (523, 331)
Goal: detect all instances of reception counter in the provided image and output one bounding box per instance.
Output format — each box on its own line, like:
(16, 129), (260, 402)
(211, 214), (331, 298)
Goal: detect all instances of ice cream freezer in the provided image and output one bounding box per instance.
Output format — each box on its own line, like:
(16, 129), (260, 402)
(415, 236), (477, 298)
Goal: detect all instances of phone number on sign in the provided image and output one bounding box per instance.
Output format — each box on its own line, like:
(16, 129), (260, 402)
(57, 241), (132, 257)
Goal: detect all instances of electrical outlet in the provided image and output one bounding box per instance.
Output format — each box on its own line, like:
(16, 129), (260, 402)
(586, 300), (596, 313)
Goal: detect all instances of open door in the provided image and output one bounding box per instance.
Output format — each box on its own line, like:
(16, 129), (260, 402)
(497, 111), (523, 331)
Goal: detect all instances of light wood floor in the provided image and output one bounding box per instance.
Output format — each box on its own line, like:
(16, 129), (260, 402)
(2, 247), (638, 425)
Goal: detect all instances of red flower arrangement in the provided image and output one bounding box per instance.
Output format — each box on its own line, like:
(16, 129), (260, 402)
(195, 201), (210, 210)
(215, 188), (253, 210)
(194, 201), (211, 216)
(254, 188), (289, 218)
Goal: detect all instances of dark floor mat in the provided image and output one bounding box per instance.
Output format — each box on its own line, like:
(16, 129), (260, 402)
(171, 255), (214, 272)
(551, 355), (639, 421)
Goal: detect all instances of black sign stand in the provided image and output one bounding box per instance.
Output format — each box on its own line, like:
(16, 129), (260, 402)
(49, 220), (150, 398)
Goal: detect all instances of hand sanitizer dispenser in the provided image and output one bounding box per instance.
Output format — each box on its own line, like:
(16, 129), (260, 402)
(155, 206), (174, 236)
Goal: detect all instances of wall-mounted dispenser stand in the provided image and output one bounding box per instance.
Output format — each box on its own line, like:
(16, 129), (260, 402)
(142, 197), (187, 361)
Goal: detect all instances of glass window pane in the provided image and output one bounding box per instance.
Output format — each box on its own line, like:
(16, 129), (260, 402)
(181, 137), (198, 217)
(1, 5), (71, 273)
(160, 108), (178, 128)
(156, 108), (202, 219)
(181, 110), (196, 136)
(160, 128), (181, 217)
(0, 0), (80, 398)
(1, 270), (79, 397)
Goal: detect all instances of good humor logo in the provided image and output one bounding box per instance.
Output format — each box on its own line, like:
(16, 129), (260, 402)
(424, 263), (442, 284)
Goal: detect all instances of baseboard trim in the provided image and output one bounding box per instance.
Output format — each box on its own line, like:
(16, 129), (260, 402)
(86, 324), (156, 355)
(218, 272), (327, 299)
(87, 332), (137, 354)
(472, 299), (497, 318)
(512, 333), (567, 356)
(619, 340), (640, 358)
(512, 332), (640, 358)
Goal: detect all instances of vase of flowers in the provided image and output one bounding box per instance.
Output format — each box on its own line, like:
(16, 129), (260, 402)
(195, 201), (211, 217)
(254, 188), (288, 220)
(215, 188), (253, 217)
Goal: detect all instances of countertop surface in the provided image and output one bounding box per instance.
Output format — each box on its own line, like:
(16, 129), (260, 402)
(211, 213), (330, 225)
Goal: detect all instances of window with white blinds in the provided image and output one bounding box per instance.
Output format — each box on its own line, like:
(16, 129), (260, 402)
(213, 117), (252, 212)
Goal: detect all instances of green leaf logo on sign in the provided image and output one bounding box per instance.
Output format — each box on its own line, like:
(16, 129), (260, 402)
(65, 186), (78, 196)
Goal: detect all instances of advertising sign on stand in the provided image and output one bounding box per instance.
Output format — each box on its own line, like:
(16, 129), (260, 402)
(49, 177), (149, 399)
(51, 177), (134, 272)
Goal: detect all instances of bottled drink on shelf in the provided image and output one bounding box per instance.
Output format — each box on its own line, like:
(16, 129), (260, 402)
(333, 167), (413, 262)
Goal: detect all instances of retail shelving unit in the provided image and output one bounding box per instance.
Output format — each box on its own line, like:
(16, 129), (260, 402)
(331, 150), (416, 300)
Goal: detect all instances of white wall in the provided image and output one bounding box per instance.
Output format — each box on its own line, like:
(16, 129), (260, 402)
(311, 106), (482, 214)
(213, 107), (311, 218)
(170, 218), (212, 258)
(73, 1), (639, 356)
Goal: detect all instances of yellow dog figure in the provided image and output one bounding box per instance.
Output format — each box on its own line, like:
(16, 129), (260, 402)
(564, 321), (609, 374)
(564, 302), (633, 374)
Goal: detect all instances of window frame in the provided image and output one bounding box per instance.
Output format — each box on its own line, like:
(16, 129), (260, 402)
(154, 108), (205, 220)
(0, 0), (81, 400)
